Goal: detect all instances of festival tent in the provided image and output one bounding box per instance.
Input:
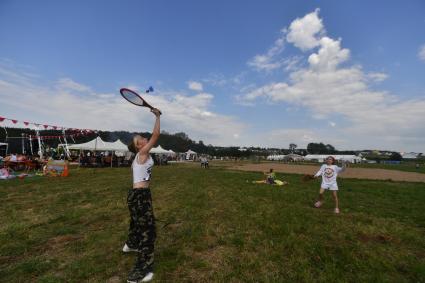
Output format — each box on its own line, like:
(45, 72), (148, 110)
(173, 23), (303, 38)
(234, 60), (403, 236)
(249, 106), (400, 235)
(66, 137), (129, 152)
(111, 140), (130, 152)
(304, 154), (362, 163)
(185, 149), (197, 160)
(150, 145), (170, 154)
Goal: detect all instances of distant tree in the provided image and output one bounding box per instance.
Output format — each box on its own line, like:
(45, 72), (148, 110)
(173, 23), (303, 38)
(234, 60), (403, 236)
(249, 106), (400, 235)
(389, 152), (402, 161)
(174, 132), (189, 140)
(307, 142), (336, 154)
(289, 143), (297, 153)
(325, 144), (336, 154)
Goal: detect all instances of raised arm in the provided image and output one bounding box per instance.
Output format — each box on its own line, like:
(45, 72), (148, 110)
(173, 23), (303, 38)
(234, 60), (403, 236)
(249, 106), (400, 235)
(337, 162), (347, 173)
(141, 108), (161, 153)
(314, 165), (324, 177)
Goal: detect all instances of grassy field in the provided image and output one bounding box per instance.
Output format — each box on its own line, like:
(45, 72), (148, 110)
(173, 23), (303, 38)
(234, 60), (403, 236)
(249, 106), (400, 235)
(252, 160), (425, 174)
(0, 164), (424, 282)
(351, 162), (425, 174)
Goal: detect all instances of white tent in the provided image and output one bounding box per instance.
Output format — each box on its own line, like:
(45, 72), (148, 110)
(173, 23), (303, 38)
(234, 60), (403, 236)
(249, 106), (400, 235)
(66, 137), (129, 152)
(304, 154), (362, 163)
(151, 145), (170, 154)
(185, 149), (197, 160)
(111, 139), (129, 152)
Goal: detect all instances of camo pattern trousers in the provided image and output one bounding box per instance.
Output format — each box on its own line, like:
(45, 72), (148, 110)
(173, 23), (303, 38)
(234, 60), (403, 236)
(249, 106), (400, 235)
(126, 188), (156, 271)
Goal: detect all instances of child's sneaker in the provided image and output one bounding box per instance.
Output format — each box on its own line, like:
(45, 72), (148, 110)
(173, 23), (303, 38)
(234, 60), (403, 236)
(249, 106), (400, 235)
(314, 201), (322, 208)
(334, 208), (340, 214)
(122, 243), (139, 253)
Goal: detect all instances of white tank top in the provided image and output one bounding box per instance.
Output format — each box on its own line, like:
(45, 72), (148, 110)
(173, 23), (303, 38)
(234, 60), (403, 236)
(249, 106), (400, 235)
(132, 153), (154, 184)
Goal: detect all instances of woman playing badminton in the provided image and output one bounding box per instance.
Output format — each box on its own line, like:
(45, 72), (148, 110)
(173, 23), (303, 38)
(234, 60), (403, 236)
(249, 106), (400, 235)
(123, 107), (161, 283)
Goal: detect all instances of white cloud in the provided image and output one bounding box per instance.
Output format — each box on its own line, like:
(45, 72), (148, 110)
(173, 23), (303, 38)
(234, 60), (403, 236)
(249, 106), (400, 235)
(57, 78), (92, 93)
(367, 72), (388, 82)
(259, 128), (345, 148)
(242, 9), (425, 152)
(187, 81), (203, 92)
(286, 8), (324, 51)
(308, 37), (350, 71)
(329, 121), (336, 127)
(418, 44), (425, 62)
(248, 29), (286, 71)
(0, 64), (245, 146)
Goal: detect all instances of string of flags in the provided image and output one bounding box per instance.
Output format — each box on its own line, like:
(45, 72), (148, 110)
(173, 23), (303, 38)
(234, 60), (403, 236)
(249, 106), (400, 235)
(0, 115), (97, 139)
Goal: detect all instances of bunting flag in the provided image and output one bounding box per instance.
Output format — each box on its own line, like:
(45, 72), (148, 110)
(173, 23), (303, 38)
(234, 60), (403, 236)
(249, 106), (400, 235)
(0, 115), (97, 133)
(27, 133), (86, 140)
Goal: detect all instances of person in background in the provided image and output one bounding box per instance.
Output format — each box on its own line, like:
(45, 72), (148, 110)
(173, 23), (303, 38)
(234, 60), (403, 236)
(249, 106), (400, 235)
(252, 168), (276, 184)
(10, 153), (17, 162)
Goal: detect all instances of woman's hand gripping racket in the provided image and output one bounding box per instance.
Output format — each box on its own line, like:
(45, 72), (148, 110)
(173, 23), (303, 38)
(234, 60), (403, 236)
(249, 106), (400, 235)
(120, 87), (162, 115)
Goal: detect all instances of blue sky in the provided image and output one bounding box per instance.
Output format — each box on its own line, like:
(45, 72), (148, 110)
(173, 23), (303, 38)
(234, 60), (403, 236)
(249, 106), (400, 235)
(1, 0), (424, 151)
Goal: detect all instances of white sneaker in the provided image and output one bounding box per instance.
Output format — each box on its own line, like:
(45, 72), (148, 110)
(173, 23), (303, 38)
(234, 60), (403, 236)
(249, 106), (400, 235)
(141, 272), (154, 282)
(122, 243), (139, 253)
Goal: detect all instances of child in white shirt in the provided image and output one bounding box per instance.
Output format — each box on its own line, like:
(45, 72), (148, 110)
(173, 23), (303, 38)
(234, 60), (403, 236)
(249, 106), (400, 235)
(314, 156), (346, 214)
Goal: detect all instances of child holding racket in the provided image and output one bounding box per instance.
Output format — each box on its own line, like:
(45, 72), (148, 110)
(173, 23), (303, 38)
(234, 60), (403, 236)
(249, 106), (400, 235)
(313, 156), (346, 214)
(123, 108), (161, 283)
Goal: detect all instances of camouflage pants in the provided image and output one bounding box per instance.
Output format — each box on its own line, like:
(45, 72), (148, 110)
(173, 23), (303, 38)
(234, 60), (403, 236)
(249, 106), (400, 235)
(126, 188), (156, 271)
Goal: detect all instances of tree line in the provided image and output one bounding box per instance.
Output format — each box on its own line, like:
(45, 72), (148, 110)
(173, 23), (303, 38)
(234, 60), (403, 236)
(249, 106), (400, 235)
(0, 127), (408, 160)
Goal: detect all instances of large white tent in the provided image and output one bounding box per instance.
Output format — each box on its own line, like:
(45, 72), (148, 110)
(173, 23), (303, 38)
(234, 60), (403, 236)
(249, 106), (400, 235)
(304, 154), (362, 163)
(151, 145), (171, 154)
(110, 139), (130, 152)
(66, 137), (129, 152)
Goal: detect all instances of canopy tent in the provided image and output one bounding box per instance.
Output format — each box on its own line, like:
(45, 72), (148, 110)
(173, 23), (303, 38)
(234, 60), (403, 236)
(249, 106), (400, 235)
(151, 145), (170, 154)
(110, 139), (130, 152)
(185, 149), (197, 160)
(65, 137), (129, 152)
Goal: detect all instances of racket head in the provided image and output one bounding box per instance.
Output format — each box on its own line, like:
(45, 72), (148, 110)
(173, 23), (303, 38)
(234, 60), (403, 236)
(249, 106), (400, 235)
(120, 88), (149, 107)
(301, 174), (315, 182)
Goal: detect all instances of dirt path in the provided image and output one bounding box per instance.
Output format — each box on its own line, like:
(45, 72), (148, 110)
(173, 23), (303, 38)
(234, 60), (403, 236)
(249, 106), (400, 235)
(231, 163), (425, 183)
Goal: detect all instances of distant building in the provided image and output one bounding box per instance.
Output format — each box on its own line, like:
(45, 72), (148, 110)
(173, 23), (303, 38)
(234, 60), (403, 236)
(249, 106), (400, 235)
(400, 152), (421, 159)
(304, 154), (362, 163)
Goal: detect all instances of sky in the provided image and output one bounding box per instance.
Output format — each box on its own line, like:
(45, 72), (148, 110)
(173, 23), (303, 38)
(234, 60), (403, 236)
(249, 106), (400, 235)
(0, 0), (424, 152)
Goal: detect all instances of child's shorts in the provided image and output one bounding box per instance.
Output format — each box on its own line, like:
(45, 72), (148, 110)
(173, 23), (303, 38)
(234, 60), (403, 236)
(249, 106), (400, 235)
(321, 183), (338, 191)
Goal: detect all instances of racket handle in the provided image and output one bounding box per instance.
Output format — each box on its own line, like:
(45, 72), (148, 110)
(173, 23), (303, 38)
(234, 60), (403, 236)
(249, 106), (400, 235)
(150, 107), (162, 115)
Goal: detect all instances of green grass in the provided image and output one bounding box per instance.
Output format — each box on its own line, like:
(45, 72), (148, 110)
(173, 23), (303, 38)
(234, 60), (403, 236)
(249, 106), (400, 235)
(351, 162), (425, 174)
(0, 164), (424, 282)
(257, 160), (425, 174)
